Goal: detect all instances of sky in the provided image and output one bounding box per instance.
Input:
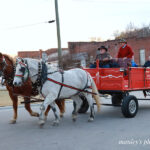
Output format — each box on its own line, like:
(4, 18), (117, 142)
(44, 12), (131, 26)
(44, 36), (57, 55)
(0, 0), (150, 55)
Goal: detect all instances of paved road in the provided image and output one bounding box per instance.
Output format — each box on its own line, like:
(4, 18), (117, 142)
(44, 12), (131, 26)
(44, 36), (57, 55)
(1, 92), (150, 150)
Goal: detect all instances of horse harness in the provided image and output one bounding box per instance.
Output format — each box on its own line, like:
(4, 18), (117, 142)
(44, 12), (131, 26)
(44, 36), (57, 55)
(47, 72), (96, 97)
(0, 56), (16, 86)
(36, 62), (95, 98)
(29, 61), (94, 98)
(1, 71), (15, 86)
(35, 62), (65, 99)
(16, 60), (97, 99)
(0, 56), (7, 72)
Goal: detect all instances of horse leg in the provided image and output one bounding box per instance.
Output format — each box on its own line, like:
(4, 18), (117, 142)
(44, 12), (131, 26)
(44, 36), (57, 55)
(8, 92), (18, 124)
(55, 99), (65, 118)
(84, 94), (95, 122)
(39, 94), (59, 126)
(50, 102), (60, 126)
(71, 95), (83, 122)
(44, 105), (51, 121)
(24, 97), (39, 117)
(44, 99), (65, 120)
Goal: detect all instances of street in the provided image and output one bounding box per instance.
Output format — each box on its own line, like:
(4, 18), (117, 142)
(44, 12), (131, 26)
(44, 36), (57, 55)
(0, 92), (150, 150)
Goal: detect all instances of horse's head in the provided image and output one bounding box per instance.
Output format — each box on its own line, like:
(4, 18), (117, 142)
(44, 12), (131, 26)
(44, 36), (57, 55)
(13, 58), (29, 86)
(0, 53), (7, 75)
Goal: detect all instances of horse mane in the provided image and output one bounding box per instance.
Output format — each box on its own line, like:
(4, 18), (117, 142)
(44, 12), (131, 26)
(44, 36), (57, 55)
(46, 63), (58, 72)
(3, 54), (15, 65)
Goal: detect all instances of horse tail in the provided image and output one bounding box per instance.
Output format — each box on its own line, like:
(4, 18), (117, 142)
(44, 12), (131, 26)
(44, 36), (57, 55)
(91, 78), (101, 112)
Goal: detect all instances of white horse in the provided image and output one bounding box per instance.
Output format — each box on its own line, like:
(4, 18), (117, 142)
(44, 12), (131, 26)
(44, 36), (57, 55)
(13, 58), (100, 126)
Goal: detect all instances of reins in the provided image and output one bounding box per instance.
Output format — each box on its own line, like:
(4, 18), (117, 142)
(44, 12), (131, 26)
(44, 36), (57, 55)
(12, 93), (44, 104)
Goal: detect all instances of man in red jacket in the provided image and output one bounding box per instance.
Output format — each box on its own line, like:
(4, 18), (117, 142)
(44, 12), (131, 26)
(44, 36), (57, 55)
(117, 39), (134, 68)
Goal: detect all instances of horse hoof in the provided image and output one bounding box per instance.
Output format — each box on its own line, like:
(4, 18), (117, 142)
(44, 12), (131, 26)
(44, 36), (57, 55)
(36, 113), (39, 117)
(9, 119), (16, 124)
(72, 118), (76, 122)
(32, 112), (39, 117)
(52, 121), (59, 126)
(72, 116), (77, 122)
(39, 120), (45, 127)
(44, 116), (47, 121)
(88, 118), (94, 122)
(60, 114), (64, 118)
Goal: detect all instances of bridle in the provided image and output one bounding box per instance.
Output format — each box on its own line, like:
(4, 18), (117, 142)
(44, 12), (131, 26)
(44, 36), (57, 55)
(0, 55), (16, 86)
(15, 59), (29, 83)
(0, 56), (8, 73)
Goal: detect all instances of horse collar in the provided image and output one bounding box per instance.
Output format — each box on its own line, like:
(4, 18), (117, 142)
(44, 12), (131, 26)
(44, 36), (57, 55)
(36, 62), (42, 86)
(33, 62), (43, 88)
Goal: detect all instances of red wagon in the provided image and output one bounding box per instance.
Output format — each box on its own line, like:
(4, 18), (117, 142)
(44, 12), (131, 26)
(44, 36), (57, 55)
(83, 60), (150, 118)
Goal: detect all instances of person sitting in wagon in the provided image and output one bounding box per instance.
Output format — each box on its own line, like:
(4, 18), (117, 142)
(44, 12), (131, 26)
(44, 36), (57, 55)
(144, 56), (150, 67)
(90, 46), (112, 68)
(117, 39), (134, 68)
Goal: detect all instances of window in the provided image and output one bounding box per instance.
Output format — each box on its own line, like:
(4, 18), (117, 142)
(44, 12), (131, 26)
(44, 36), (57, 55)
(139, 49), (145, 66)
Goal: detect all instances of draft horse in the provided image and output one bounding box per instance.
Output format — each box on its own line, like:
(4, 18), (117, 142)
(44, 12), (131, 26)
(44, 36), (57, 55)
(0, 53), (65, 124)
(13, 58), (101, 126)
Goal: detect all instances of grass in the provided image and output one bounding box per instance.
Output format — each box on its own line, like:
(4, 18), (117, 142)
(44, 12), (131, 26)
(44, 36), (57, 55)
(0, 90), (71, 107)
(0, 90), (42, 107)
(0, 90), (12, 106)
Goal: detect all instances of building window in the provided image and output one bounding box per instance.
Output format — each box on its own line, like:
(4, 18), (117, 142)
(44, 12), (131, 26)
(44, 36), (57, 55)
(139, 49), (145, 66)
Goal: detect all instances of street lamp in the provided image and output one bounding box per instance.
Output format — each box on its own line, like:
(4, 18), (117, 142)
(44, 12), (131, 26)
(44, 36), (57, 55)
(48, 20), (55, 23)
(55, 0), (62, 68)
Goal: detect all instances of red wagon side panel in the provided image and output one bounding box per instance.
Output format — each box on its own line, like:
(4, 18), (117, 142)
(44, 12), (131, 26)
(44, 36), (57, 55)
(99, 68), (125, 91)
(84, 68), (100, 89)
(145, 68), (150, 88)
(83, 66), (150, 92)
(129, 68), (144, 89)
(84, 68), (127, 91)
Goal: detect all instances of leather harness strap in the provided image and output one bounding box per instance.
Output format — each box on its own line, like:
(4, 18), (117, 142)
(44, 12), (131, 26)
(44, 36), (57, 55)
(47, 77), (97, 95)
(57, 72), (64, 99)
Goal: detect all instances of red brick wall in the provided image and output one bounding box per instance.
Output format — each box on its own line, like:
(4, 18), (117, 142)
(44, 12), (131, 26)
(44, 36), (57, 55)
(18, 51), (41, 59)
(68, 36), (150, 65)
(46, 48), (68, 55)
(18, 48), (68, 60)
(18, 37), (150, 65)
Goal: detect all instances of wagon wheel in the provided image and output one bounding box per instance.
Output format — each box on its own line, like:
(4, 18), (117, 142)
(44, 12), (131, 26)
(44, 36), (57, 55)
(111, 94), (123, 106)
(121, 95), (139, 118)
(78, 95), (89, 113)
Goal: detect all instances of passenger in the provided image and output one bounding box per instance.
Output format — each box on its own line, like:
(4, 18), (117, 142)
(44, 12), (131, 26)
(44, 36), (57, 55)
(117, 39), (134, 68)
(131, 60), (138, 67)
(90, 46), (112, 68)
(144, 56), (150, 67)
(96, 46), (112, 68)
(110, 59), (120, 68)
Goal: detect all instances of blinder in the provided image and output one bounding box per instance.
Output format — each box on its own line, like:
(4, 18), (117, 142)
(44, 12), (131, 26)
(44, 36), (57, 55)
(0, 56), (7, 72)
(19, 67), (25, 74)
(15, 58), (29, 83)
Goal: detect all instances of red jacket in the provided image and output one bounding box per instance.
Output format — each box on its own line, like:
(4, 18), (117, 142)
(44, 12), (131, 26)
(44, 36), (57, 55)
(117, 44), (134, 58)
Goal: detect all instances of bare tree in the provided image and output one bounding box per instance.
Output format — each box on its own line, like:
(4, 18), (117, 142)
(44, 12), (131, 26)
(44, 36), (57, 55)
(114, 22), (150, 39)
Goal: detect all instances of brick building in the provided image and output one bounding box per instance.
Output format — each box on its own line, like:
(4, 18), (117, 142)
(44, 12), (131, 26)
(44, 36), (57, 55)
(18, 36), (150, 66)
(18, 50), (42, 59)
(18, 48), (69, 62)
(68, 36), (150, 65)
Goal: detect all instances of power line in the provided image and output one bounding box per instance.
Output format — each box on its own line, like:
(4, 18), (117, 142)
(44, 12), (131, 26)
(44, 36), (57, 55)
(0, 20), (55, 31)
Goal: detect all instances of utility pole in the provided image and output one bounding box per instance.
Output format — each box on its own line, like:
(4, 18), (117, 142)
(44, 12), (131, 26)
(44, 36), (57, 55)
(55, 0), (62, 68)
